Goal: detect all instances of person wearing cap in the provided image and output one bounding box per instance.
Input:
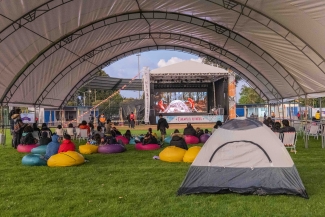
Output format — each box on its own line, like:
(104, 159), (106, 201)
(157, 114), (169, 142)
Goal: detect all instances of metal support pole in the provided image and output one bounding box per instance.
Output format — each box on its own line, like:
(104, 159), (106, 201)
(137, 53), (141, 99)
(83, 92), (85, 107)
(305, 94), (308, 148)
(281, 99), (284, 120)
(213, 81), (216, 108)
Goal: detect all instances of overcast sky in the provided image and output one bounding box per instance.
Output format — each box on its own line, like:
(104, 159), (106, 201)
(102, 51), (245, 101)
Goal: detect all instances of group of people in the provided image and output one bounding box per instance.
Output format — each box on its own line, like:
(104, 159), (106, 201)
(263, 117), (296, 133)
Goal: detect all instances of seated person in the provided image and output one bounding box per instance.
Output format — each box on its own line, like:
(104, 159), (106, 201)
(41, 123), (52, 136)
(58, 134), (76, 153)
(314, 110), (321, 121)
(79, 120), (90, 135)
(44, 134), (60, 160)
(111, 127), (122, 137)
(21, 125), (38, 145)
(39, 131), (52, 145)
(183, 123), (196, 136)
(196, 128), (204, 138)
(212, 121), (222, 134)
(55, 125), (64, 137)
(278, 119), (296, 133)
(170, 129), (188, 150)
(142, 132), (158, 145)
(88, 122), (95, 135)
(204, 129), (211, 135)
(148, 128), (158, 138)
(124, 129), (132, 140)
(32, 123), (41, 137)
(106, 135), (118, 145)
(263, 117), (274, 128)
(93, 126), (105, 138)
(89, 133), (105, 145)
(272, 122), (281, 132)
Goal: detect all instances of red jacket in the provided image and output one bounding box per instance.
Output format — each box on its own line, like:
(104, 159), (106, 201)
(58, 139), (75, 153)
(79, 124), (90, 135)
(130, 114), (135, 120)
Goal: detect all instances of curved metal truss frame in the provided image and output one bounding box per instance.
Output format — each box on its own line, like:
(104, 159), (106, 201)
(1, 11), (307, 104)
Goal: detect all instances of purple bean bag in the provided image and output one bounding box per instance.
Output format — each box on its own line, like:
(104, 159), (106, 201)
(116, 136), (129, 145)
(135, 143), (160, 151)
(200, 134), (210, 143)
(184, 135), (200, 144)
(98, 144), (126, 154)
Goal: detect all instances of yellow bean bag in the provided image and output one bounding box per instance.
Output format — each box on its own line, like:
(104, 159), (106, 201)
(79, 144), (98, 154)
(183, 146), (202, 163)
(159, 146), (187, 162)
(47, 151), (84, 167)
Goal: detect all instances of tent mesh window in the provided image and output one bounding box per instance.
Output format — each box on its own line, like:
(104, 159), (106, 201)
(221, 118), (262, 131)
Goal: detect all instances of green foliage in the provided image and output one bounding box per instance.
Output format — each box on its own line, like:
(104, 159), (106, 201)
(238, 85), (265, 104)
(0, 129), (323, 216)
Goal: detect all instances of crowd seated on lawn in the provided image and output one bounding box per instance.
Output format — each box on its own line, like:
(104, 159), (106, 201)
(20, 125), (38, 145)
(89, 133), (105, 145)
(170, 129), (188, 150)
(79, 120), (90, 135)
(212, 121), (222, 133)
(44, 134), (60, 160)
(41, 123), (52, 136)
(93, 126), (105, 138)
(278, 119), (296, 133)
(58, 134), (75, 153)
(39, 131), (52, 145)
(183, 123), (196, 136)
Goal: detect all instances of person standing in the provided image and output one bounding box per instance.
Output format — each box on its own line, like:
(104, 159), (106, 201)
(98, 113), (106, 128)
(126, 114), (131, 128)
(130, 112), (135, 129)
(157, 114), (169, 142)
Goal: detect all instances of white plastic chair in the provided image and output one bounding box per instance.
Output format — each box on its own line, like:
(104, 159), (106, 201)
(282, 132), (297, 154)
(55, 128), (64, 138)
(78, 129), (88, 142)
(66, 128), (75, 139)
(293, 121), (303, 136)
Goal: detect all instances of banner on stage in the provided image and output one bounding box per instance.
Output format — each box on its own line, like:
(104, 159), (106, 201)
(156, 115), (223, 124)
(21, 113), (35, 123)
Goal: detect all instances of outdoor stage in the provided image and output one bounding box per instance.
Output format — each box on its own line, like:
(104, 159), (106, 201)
(142, 61), (236, 124)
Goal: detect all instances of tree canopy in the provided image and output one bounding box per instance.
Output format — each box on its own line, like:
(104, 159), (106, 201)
(238, 85), (265, 104)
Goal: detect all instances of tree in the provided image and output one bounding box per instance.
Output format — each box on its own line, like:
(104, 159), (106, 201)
(202, 57), (242, 83)
(238, 85), (265, 104)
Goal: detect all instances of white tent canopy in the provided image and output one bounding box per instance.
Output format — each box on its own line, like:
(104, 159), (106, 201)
(1, 0), (325, 108)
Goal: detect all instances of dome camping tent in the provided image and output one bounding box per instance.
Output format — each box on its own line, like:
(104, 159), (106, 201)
(177, 118), (308, 198)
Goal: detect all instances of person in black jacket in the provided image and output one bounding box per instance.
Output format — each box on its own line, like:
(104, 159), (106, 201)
(157, 114), (169, 142)
(170, 129), (188, 150)
(279, 119), (296, 133)
(41, 123), (52, 137)
(183, 123), (196, 136)
(39, 131), (52, 145)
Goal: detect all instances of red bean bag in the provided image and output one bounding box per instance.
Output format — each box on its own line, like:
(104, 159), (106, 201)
(184, 135), (200, 144)
(135, 143), (160, 150)
(17, 144), (38, 153)
(116, 136), (129, 145)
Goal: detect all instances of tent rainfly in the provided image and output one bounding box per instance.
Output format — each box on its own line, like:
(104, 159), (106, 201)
(177, 118), (308, 198)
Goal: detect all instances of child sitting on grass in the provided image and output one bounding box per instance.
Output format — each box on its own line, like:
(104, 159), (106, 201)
(58, 134), (75, 153)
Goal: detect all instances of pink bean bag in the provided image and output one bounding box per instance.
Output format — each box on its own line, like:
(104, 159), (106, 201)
(184, 135), (200, 144)
(17, 144), (38, 153)
(116, 136), (129, 145)
(135, 143), (160, 151)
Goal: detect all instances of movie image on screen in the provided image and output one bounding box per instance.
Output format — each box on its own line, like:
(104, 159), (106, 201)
(153, 91), (207, 113)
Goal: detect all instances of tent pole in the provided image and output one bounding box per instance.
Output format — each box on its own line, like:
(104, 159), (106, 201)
(305, 94), (308, 148)
(213, 81), (216, 108)
(282, 99), (284, 120)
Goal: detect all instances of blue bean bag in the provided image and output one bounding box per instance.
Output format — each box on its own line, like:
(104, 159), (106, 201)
(22, 154), (47, 166)
(129, 138), (136, 145)
(164, 136), (172, 144)
(31, 145), (47, 154)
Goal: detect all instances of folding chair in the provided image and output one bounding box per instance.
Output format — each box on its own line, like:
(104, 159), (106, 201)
(293, 121), (303, 136)
(78, 129), (88, 142)
(282, 132), (297, 154)
(321, 124), (325, 148)
(307, 124), (319, 140)
(55, 129), (64, 138)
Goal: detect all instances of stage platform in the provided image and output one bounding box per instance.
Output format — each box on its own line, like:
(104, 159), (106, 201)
(155, 115), (223, 124)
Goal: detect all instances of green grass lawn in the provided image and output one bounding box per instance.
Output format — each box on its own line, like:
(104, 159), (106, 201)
(0, 129), (325, 217)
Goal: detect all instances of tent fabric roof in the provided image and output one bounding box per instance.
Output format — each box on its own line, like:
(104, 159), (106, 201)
(1, 0), (325, 107)
(84, 77), (142, 91)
